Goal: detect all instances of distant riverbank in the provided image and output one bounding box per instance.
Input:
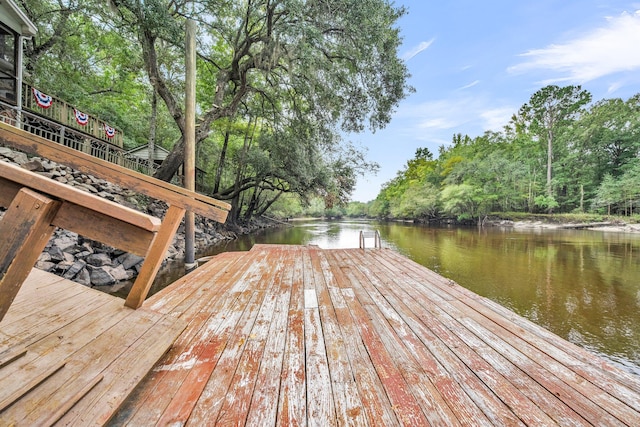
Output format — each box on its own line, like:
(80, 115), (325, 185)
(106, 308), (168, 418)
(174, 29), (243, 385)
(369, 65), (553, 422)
(292, 213), (640, 233)
(483, 213), (640, 233)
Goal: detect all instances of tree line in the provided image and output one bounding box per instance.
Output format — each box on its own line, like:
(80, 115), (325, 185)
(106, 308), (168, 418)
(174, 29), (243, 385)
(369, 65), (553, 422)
(360, 85), (640, 223)
(19, 0), (411, 224)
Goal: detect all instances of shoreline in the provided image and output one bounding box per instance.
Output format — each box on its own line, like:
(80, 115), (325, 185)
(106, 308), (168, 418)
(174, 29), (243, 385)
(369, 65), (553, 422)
(501, 219), (640, 233)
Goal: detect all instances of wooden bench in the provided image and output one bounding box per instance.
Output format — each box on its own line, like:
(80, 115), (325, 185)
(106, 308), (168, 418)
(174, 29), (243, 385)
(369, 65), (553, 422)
(0, 122), (230, 318)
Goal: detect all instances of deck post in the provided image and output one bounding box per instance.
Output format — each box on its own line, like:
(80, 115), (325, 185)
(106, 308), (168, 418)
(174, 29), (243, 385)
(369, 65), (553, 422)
(184, 19), (197, 269)
(125, 205), (186, 309)
(0, 188), (60, 321)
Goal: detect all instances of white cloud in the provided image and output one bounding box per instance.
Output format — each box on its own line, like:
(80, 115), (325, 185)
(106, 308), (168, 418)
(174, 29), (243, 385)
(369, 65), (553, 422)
(457, 80), (480, 91)
(607, 81), (624, 94)
(509, 10), (640, 83)
(418, 117), (457, 130)
(480, 107), (515, 132)
(395, 97), (515, 142)
(402, 39), (435, 61)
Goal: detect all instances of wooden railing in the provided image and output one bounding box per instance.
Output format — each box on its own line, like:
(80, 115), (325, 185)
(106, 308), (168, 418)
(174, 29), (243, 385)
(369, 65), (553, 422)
(0, 122), (231, 311)
(21, 81), (124, 148)
(0, 106), (158, 174)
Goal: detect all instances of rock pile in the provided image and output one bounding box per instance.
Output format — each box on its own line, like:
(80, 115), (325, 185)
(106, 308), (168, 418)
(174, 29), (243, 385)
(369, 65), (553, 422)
(0, 146), (231, 288)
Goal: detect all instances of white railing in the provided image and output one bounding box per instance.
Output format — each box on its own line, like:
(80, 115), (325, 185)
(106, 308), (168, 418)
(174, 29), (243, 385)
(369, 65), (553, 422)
(21, 82), (124, 147)
(0, 102), (158, 175)
(359, 230), (381, 249)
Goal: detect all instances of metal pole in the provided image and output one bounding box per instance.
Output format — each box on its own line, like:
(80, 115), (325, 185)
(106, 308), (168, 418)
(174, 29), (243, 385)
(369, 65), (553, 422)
(184, 19), (196, 270)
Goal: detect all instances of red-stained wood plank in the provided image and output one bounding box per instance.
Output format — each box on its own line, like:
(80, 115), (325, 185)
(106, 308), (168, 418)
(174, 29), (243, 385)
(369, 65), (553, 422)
(376, 249), (640, 424)
(301, 248), (336, 426)
(373, 250), (590, 426)
(338, 250), (491, 426)
(111, 249), (272, 425)
(186, 249), (287, 425)
(345, 249), (581, 426)
(212, 248), (289, 426)
(328, 249), (484, 426)
(107, 245), (640, 427)
(307, 248), (369, 426)
(183, 290), (265, 424)
(276, 246), (307, 427)
(320, 250), (401, 426)
(150, 254), (268, 426)
(244, 248), (296, 426)
(143, 251), (240, 314)
(381, 248), (640, 395)
(328, 252), (430, 426)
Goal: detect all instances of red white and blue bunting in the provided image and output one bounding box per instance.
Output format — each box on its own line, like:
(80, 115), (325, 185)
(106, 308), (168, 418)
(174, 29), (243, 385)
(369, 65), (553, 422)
(74, 108), (89, 126)
(104, 123), (116, 138)
(32, 88), (53, 109)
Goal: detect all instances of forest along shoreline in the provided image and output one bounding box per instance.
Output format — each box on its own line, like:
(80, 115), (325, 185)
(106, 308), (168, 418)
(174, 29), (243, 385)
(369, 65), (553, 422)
(2, 144), (638, 293)
(0, 146), (283, 291)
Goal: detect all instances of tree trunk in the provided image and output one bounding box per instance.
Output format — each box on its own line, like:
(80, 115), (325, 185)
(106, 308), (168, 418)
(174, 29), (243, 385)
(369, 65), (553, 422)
(214, 125), (231, 194)
(153, 137), (185, 182)
(243, 187), (260, 220)
(148, 90), (157, 175)
(546, 129), (553, 214)
(255, 191), (283, 217)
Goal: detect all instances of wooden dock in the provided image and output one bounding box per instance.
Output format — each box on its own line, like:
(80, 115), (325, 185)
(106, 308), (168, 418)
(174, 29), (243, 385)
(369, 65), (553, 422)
(2, 244), (639, 425)
(0, 269), (186, 425)
(106, 244), (640, 426)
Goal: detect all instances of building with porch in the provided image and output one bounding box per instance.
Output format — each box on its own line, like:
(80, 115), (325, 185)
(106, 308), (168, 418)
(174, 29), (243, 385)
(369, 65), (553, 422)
(0, 0), (132, 166)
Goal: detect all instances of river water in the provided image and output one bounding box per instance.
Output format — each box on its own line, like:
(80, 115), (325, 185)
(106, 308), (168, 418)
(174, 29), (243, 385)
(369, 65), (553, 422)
(201, 219), (640, 375)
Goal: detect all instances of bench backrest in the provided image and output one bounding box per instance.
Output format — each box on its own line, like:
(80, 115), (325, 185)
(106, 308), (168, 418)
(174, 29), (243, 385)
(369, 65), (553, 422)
(0, 122), (230, 222)
(0, 122), (230, 310)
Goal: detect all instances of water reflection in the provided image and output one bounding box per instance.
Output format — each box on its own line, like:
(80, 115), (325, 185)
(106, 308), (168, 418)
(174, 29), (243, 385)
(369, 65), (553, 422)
(376, 222), (640, 375)
(208, 220), (640, 374)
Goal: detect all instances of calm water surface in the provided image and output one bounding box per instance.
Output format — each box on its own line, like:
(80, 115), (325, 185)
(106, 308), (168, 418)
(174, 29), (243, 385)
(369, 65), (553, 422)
(205, 219), (640, 375)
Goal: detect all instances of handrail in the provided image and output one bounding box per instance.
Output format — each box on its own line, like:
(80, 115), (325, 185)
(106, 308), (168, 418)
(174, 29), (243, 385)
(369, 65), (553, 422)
(0, 121), (230, 220)
(0, 122), (231, 310)
(21, 82), (124, 148)
(0, 104), (159, 174)
(359, 230), (381, 249)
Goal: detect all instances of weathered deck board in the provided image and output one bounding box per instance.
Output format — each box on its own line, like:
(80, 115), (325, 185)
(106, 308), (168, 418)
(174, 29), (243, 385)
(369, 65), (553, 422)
(374, 249), (640, 423)
(0, 268), (186, 425)
(339, 249), (583, 425)
(112, 245), (640, 426)
(109, 246), (277, 425)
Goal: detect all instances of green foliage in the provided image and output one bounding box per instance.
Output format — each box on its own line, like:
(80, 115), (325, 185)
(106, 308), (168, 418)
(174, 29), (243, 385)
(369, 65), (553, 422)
(346, 201), (368, 217)
(592, 160), (640, 215)
(21, 0), (408, 224)
(266, 193), (304, 219)
(16, 4), (639, 224)
(534, 195), (560, 211)
(440, 184), (475, 221)
(390, 184), (439, 219)
(371, 86), (639, 222)
(514, 85), (592, 209)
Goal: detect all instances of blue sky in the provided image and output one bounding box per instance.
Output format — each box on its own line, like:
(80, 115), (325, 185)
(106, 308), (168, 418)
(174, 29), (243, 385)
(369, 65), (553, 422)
(349, 1), (640, 202)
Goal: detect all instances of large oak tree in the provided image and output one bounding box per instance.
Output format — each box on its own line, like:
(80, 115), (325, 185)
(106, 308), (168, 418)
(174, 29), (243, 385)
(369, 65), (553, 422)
(106, 0), (411, 186)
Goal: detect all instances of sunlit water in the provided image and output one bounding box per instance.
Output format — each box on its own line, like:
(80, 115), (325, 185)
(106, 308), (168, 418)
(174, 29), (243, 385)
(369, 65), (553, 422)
(147, 219), (640, 375)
